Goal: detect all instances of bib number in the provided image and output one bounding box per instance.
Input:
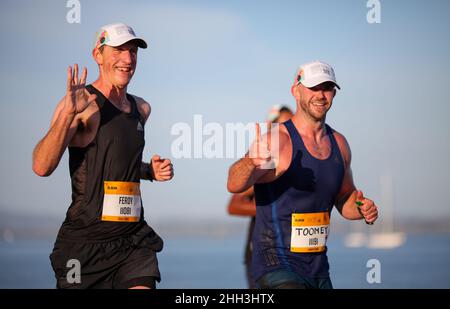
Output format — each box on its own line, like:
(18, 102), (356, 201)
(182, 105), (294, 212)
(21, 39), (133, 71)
(101, 181), (141, 222)
(290, 212), (330, 253)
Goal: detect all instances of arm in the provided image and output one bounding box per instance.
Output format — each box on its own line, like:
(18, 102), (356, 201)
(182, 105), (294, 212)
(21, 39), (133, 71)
(227, 123), (275, 193)
(227, 187), (256, 217)
(32, 65), (96, 177)
(334, 164), (362, 220)
(134, 96), (174, 182)
(227, 157), (261, 193)
(134, 96), (153, 181)
(32, 102), (77, 176)
(144, 155), (174, 182)
(140, 162), (153, 181)
(133, 95), (151, 125)
(334, 132), (378, 223)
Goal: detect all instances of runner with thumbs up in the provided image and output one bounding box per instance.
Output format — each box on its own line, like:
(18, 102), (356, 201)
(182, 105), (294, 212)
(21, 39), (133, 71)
(227, 61), (378, 289)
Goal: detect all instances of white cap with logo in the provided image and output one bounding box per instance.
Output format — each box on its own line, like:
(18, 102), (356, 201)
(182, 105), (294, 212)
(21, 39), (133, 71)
(295, 61), (340, 89)
(94, 23), (147, 49)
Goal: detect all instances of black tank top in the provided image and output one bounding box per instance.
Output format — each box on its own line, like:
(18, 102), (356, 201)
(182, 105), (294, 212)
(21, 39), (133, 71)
(56, 84), (146, 241)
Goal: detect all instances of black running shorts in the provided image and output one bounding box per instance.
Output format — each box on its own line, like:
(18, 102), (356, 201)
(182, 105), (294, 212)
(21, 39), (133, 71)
(49, 224), (163, 289)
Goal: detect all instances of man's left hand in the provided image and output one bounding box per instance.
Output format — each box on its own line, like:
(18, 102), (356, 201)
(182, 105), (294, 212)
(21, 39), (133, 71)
(151, 155), (174, 181)
(356, 191), (378, 224)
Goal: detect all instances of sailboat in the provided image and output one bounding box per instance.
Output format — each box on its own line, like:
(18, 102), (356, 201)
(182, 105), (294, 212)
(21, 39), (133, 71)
(344, 171), (406, 249)
(344, 224), (368, 248)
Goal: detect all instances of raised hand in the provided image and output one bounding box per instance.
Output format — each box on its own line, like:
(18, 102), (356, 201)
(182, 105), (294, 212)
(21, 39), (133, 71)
(64, 64), (97, 115)
(355, 190), (378, 225)
(249, 122), (275, 170)
(151, 155), (174, 181)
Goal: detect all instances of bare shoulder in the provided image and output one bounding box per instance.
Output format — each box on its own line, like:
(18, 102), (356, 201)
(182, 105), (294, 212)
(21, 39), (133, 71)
(131, 94), (151, 123)
(331, 129), (351, 166)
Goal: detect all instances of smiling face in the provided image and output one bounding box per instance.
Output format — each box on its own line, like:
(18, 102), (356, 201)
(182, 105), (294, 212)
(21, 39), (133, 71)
(93, 40), (139, 89)
(292, 81), (336, 122)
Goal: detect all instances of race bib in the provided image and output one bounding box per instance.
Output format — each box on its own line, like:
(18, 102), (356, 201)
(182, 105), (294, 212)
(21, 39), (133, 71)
(101, 181), (141, 222)
(290, 212), (330, 253)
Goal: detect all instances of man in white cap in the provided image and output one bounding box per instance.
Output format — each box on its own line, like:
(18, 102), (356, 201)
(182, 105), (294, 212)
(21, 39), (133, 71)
(227, 61), (378, 288)
(32, 23), (173, 289)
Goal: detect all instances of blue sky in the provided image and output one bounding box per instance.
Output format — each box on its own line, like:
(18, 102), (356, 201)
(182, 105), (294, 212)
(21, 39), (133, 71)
(0, 0), (449, 226)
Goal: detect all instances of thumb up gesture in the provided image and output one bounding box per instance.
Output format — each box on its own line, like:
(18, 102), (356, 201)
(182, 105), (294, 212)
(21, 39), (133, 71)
(249, 123), (275, 170)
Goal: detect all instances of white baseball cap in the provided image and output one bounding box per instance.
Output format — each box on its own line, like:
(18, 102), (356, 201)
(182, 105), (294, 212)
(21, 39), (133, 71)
(94, 23), (147, 50)
(267, 104), (282, 122)
(295, 61), (340, 89)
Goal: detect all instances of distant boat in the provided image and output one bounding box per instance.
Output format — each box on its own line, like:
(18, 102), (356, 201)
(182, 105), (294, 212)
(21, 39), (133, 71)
(2, 227), (15, 243)
(344, 231), (367, 248)
(366, 232), (406, 249)
(344, 171), (406, 249)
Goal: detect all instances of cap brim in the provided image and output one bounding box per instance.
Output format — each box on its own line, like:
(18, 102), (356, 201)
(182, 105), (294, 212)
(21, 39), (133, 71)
(107, 37), (148, 49)
(302, 79), (340, 90)
(267, 114), (278, 122)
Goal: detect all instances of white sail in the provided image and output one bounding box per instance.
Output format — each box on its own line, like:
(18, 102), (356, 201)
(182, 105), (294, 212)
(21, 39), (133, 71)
(344, 170), (406, 249)
(367, 170), (406, 249)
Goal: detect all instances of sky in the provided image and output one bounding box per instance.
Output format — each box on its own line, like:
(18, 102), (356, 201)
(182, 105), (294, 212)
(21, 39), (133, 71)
(0, 0), (449, 227)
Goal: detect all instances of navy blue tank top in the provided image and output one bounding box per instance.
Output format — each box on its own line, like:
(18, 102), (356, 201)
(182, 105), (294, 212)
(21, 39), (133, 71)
(252, 119), (345, 280)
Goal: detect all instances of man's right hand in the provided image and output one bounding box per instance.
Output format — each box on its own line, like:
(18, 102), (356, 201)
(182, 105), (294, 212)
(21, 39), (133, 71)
(64, 64), (97, 116)
(227, 123), (278, 193)
(249, 123), (275, 170)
